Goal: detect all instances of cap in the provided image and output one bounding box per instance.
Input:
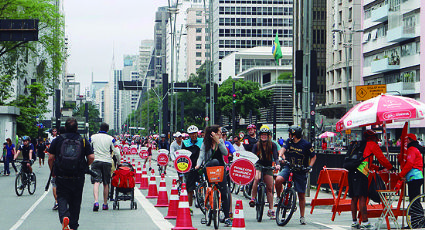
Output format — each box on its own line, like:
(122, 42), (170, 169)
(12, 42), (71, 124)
(407, 133), (417, 141)
(173, 132), (182, 137)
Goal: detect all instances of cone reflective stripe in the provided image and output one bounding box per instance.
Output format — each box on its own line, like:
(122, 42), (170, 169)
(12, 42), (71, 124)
(172, 183), (197, 230)
(135, 162), (142, 184)
(232, 200), (245, 230)
(131, 158), (136, 168)
(155, 173), (169, 207)
(139, 164), (149, 189)
(165, 179), (179, 219)
(146, 169), (158, 198)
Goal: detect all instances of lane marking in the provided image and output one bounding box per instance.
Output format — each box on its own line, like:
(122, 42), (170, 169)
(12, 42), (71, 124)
(134, 187), (174, 230)
(313, 222), (348, 229)
(10, 189), (50, 230)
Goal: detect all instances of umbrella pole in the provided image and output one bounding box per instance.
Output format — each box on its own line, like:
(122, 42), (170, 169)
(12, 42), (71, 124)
(383, 121), (389, 158)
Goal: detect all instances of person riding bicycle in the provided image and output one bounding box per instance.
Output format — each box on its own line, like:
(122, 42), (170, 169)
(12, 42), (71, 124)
(142, 139), (153, 171)
(182, 125), (204, 215)
(243, 124), (257, 152)
(15, 136), (34, 173)
(195, 125), (232, 227)
(158, 134), (170, 174)
(249, 125), (280, 219)
(221, 127), (235, 164)
(275, 125), (316, 225)
(170, 132), (183, 161)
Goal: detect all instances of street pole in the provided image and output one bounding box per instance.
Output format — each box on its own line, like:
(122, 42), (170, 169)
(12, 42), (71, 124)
(232, 82), (236, 138)
(168, 0), (179, 134)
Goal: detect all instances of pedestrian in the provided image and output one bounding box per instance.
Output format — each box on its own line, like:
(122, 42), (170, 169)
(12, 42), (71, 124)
(3, 138), (18, 175)
(90, 122), (120, 211)
(158, 134), (170, 174)
(37, 138), (46, 167)
(347, 130), (393, 230)
(48, 118), (94, 230)
(182, 125), (203, 215)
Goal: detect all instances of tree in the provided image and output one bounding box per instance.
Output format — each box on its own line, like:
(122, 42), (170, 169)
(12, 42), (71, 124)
(73, 102), (101, 136)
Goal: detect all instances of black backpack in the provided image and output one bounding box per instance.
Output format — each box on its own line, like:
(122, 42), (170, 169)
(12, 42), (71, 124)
(343, 140), (371, 171)
(55, 134), (86, 177)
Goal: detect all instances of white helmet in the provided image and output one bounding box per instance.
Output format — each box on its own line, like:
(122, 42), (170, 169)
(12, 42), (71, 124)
(187, 125), (199, 134)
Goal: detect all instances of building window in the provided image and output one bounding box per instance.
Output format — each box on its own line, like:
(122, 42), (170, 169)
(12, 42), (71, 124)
(196, 52), (202, 57)
(196, 44), (202, 49)
(196, 11), (202, 16)
(196, 19), (202, 24)
(196, 60), (202, 65)
(348, 7), (352, 21)
(196, 28), (202, 33)
(196, 36), (202, 41)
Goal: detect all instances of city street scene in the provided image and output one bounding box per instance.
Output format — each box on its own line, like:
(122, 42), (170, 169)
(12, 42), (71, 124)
(0, 0), (425, 230)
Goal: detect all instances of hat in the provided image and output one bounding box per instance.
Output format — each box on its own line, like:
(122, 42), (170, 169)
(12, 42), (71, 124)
(407, 133), (417, 141)
(173, 132), (182, 137)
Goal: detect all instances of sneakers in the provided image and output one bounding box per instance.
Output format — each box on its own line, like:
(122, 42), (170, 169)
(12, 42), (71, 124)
(267, 209), (276, 219)
(224, 218), (233, 227)
(93, 202), (99, 211)
(52, 203), (59, 210)
(62, 217), (70, 230)
(190, 208), (193, 216)
(351, 222), (360, 229)
(274, 196), (280, 207)
(249, 198), (256, 208)
(102, 204), (108, 210)
(360, 223), (375, 230)
(300, 216), (306, 225)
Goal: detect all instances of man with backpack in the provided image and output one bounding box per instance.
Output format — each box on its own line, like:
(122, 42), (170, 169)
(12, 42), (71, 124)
(347, 130), (393, 230)
(48, 118), (94, 230)
(90, 122), (120, 211)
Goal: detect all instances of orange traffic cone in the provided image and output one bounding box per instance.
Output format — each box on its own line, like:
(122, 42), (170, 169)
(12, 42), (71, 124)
(155, 173), (169, 207)
(232, 200), (246, 230)
(165, 179), (179, 219)
(131, 158), (136, 168)
(146, 169), (158, 199)
(172, 183), (197, 230)
(135, 162), (142, 184)
(139, 164), (149, 189)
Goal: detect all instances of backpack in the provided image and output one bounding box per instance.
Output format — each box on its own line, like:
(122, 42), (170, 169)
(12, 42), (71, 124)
(55, 134), (86, 177)
(343, 140), (370, 171)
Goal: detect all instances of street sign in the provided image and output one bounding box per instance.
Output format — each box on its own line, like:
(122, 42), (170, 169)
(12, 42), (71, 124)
(130, 146), (138, 155)
(233, 150), (259, 164)
(172, 82), (202, 92)
(157, 152), (169, 166)
(205, 117), (209, 121)
(229, 158), (256, 185)
(345, 129), (351, 134)
(139, 147), (149, 159)
(174, 155), (192, 173)
(356, 84), (387, 101)
(0, 19), (39, 41)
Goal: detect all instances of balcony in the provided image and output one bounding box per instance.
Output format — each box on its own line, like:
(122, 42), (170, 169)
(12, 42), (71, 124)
(401, 0), (420, 13)
(371, 58), (399, 73)
(371, 5), (389, 22)
(386, 81), (420, 95)
(387, 26), (416, 43)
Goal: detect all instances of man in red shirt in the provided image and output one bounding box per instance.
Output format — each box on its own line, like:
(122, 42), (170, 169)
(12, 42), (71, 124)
(348, 130), (393, 230)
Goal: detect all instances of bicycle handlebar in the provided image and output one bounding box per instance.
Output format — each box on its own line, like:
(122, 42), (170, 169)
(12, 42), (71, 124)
(281, 160), (311, 173)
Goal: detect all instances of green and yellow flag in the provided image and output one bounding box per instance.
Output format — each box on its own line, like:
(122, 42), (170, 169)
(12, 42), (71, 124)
(272, 33), (282, 63)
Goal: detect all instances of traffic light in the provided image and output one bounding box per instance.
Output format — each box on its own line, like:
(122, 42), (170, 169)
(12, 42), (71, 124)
(233, 93), (237, 104)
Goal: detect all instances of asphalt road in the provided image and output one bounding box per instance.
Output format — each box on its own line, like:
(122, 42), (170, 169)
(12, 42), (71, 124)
(0, 151), (408, 230)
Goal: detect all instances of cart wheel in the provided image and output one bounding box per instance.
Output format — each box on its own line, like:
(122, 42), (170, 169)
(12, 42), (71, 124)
(113, 203), (117, 210)
(130, 201), (134, 210)
(117, 202), (120, 210)
(134, 202), (137, 210)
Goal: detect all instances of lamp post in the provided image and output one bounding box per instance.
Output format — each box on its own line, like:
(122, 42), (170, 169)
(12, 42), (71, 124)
(168, 0), (180, 134)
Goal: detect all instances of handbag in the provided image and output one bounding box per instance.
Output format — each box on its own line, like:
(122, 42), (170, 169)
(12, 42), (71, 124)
(368, 173), (386, 203)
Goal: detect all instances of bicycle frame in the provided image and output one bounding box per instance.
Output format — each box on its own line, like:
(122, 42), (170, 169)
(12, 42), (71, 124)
(204, 184), (221, 212)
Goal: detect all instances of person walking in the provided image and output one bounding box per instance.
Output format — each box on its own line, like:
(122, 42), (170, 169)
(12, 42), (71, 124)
(48, 118), (94, 230)
(37, 138), (46, 167)
(4, 138), (17, 175)
(90, 122), (120, 211)
(158, 134), (170, 174)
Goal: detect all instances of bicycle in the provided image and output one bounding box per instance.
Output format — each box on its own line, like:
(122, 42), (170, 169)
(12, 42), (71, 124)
(275, 161), (309, 226)
(252, 165), (275, 222)
(15, 160), (36, 196)
(200, 166), (225, 229)
(406, 192), (425, 229)
(195, 170), (208, 214)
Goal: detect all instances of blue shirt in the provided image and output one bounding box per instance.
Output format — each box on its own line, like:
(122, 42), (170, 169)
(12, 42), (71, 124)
(5, 144), (15, 157)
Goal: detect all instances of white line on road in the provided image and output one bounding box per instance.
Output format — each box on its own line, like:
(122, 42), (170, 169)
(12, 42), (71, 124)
(10, 189), (50, 230)
(313, 222), (348, 229)
(134, 187), (174, 230)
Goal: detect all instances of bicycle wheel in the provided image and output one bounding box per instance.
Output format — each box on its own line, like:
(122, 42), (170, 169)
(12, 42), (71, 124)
(229, 179), (235, 193)
(28, 173), (36, 195)
(195, 181), (207, 214)
(256, 184), (265, 222)
(243, 182), (252, 199)
(276, 187), (297, 226)
(235, 184), (240, 195)
(15, 172), (24, 196)
(407, 193), (425, 229)
(213, 190), (220, 229)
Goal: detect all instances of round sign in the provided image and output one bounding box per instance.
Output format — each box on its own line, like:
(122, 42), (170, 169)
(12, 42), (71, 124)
(230, 158), (256, 185)
(130, 147), (138, 155)
(139, 147), (149, 159)
(123, 145), (129, 155)
(174, 155), (192, 174)
(157, 153), (169, 166)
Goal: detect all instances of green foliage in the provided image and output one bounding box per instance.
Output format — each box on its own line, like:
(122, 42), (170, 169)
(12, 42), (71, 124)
(73, 102), (101, 136)
(278, 72), (292, 81)
(0, 74), (14, 104)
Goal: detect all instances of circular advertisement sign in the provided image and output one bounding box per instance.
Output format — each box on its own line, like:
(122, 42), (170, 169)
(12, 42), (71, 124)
(157, 153), (169, 166)
(230, 158), (256, 185)
(123, 145), (129, 155)
(139, 147), (149, 159)
(174, 155), (192, 174)
(130, 147), (138, 155)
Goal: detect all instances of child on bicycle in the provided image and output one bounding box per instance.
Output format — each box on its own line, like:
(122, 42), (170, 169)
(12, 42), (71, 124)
(249, 125), (280, 219)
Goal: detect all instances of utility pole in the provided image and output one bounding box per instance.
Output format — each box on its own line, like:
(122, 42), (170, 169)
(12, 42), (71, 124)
(232, 82), (236, 138)
(168, 0), (179, 134)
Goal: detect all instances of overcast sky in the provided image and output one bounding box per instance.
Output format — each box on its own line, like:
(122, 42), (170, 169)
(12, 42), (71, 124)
(64, 0), (168, 90)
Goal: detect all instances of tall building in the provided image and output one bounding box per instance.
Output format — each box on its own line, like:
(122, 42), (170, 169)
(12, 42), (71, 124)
(153, 6), (169, 87)
(323, 0), (362, 119)
(139, 40), (154, 87)
(112, 69), (122, 132)
(120, 55), (140, 127)
(361, 0), (424, 137)
(212, 0), (294, 83)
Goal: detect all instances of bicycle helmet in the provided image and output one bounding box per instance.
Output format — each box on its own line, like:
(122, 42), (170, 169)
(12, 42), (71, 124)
(187, 125), (199, 134)
(221, 127), (228, 135)
(160, 134), (166, 138)
(247, 124), (256, 130)
(288, 125), (302, 138)
(22, 136), (31, 141)
(259, 125), (271, 135)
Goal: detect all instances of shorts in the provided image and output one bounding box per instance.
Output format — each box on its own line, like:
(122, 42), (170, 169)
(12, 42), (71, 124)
(51, 177), (56, 188)
(184, 170), (200, 192)
(277, 166), (308, 193)
(348, 169), (369, 197)
(37, 151), (45, 159)
(91, 161), (112, 185)
(255, 165), (274, 176)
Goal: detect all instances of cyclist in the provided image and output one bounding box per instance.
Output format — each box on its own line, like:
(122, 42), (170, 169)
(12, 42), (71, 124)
(158, 134), (170, 174)
(170, 132), (183, 162)
(243, 124), (257, 152)
(195, 125), (232, 227)
(182, 125), (203, 215)
(15, 136), (34, 173)
(275, 125), (316, 225)
(142, 139), (153, 171)
(221, 127), (235, 218)
(232, 136), (245, 151)
(249, 125), (280, 219)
